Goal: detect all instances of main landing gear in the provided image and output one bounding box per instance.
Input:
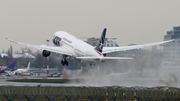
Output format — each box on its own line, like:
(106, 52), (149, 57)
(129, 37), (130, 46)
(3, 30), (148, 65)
(61, 55), (68, 66)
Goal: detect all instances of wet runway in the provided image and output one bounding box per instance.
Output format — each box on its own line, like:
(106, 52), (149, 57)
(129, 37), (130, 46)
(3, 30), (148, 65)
(0, 79), (76, 86)
(0, 76), (177, 87)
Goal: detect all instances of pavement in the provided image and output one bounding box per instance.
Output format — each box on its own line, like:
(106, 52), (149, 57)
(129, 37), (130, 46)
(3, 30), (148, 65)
(0, 73), (180, 87)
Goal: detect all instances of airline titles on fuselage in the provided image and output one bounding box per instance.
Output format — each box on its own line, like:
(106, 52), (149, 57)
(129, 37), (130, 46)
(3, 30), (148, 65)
(63, 37), (72, 44)
(53, 35), (72, 46)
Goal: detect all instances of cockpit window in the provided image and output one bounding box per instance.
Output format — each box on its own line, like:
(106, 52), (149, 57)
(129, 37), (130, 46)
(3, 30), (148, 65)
(53, 36), (61, 46)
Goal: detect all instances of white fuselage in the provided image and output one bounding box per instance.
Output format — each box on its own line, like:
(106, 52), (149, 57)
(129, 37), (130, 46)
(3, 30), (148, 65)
(14, 69), (29, 73)
(53, 31), (104, 63)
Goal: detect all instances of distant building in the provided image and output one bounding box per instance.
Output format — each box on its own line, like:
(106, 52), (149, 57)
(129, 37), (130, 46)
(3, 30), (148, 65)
(0, 53), (35, 58)
(13, 53), (35, 58)
(86, 37), (119, 57)
(162, 26), (180, 66)
(0, 53), (8, 58)
(86, 37), (118, 47)
(86, 37), (100, 46)
(106, 40), (119, 47)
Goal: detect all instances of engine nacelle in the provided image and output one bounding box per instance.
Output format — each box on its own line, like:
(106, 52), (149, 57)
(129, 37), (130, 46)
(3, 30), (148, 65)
(100, 58), (106, 62)
(42, 50), (51, 57)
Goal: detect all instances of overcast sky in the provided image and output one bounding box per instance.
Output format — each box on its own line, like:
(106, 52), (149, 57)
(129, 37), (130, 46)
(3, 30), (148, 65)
(1, 0), (180, 52)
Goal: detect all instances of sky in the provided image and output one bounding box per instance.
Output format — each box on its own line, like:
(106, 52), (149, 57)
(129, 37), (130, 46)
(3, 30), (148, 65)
(1, 0), (180, 52)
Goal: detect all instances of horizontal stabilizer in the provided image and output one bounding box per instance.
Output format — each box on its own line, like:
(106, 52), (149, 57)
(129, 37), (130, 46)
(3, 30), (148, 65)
(103, 57), (133, 59)
(76, 57), (99, 59)
(76, 57), (133, 60)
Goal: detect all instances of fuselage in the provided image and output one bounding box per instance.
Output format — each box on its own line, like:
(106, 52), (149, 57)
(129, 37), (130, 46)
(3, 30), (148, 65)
(14, 69), (29, 73)
(52, 31), (104, 62)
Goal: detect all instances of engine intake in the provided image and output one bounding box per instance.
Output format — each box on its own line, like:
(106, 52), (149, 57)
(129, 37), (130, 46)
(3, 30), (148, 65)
(42, 50), (51, 57)
(100, 58), (105, 62)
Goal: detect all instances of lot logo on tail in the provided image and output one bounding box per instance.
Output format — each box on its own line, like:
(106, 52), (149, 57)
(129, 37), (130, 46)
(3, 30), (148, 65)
(95, 28), (106, 53)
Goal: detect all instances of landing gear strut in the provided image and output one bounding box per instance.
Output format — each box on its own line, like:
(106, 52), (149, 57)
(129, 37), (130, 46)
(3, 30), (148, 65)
(61, 55), (68, 66)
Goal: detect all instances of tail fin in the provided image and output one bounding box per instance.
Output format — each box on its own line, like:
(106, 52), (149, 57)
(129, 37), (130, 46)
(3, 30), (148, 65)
(95, 28), (106, 53)
(26, 62), (30, 69)
(6, 60), (16, 69)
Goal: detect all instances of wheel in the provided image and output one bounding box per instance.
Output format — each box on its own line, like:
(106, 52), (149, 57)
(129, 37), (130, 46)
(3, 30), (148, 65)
(61, 60), (65, 66)
(65, 61), (68, 66)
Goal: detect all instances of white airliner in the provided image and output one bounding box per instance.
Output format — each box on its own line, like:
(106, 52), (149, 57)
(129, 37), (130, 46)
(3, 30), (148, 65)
(13, 62), (30, 74)
(6, 28), (173, 66)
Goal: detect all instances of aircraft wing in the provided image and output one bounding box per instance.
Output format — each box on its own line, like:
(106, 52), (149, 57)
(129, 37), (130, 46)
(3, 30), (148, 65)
(6, 38), (72, 56)
(102, 39), (173, 54)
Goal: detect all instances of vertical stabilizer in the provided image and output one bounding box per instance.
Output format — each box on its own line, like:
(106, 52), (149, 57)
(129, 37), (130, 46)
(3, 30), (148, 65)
(26, 62), (30, 69)
(6, 60), (16, 70)
(95, 28), (106, 53)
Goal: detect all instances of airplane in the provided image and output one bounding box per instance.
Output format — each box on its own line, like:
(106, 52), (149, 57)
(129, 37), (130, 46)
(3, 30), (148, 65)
(13, 62), (30, 74)
(0, 60), (16, 74)
(6, 28), (173, 66)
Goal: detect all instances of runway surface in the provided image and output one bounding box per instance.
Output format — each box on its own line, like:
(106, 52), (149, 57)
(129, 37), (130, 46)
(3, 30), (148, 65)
(0, 76), (178, 87)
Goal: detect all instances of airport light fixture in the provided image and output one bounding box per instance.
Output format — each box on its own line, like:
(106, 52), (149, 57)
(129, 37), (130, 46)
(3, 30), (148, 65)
(46, 40), (49, 46)
(46, 40), (50, 76)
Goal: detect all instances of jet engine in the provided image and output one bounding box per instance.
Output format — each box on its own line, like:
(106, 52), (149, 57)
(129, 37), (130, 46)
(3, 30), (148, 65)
(100, 58), (106, 62)
(42, 50), (51, 57)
